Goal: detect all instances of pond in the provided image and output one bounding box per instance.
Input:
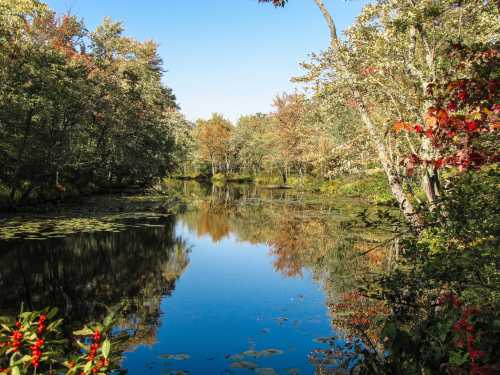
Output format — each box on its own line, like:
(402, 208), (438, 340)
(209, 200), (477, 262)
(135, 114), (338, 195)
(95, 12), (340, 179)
(0, 182), (388, 374)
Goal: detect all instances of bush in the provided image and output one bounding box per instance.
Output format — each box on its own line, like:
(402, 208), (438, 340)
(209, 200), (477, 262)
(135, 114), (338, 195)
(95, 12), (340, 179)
(357, 169), (500, 374)
(0, 308), (119, 375)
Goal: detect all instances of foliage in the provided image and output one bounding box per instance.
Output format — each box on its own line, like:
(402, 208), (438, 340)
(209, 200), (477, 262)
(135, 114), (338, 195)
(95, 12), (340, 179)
(0, 307), (118, 375)
(257, 1), (499, 374)
(186, 91), (371, 182)
(194, 114), (234, 176)
(355, 169), (500, 375)
(394, 42), (499, 176)
(0, 0), (188, 208)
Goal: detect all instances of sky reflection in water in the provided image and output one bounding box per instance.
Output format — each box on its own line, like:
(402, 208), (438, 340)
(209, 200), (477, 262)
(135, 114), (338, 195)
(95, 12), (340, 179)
(122, 218), (334, 375)
(0, 184), (373, 374)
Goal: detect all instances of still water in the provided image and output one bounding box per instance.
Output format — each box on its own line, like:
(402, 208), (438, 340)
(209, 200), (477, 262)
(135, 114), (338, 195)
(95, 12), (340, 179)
(0, 182), (380, 374)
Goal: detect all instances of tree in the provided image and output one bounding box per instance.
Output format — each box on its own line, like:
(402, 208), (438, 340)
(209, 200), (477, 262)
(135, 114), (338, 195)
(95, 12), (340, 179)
(0, 2), (183, 205)
(194, 114), (233, 176)
(232, 113), (270, 176)
(261, 0), (498, 226)
(268, 93), (307, 183)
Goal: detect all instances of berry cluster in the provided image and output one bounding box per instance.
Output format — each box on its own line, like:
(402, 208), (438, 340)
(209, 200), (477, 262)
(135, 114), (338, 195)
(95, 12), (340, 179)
(37, 314), (47, 335)
(30, 338), (45, 368)
(10, 329), (23, 353)
(87, 330), (101, 361)
(1, 309), (116, 375)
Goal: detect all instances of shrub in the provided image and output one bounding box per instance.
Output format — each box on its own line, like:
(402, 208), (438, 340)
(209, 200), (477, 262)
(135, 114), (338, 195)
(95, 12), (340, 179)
(0, 308), (119, 375)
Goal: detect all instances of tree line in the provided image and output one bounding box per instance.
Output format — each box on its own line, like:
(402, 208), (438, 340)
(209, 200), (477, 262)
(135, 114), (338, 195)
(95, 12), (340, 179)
(0, 0), (190, 206)
(179, 93), (372, 183)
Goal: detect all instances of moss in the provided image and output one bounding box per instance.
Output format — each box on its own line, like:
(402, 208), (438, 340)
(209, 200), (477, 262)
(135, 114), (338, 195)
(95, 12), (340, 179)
(334, 173), (394, 203)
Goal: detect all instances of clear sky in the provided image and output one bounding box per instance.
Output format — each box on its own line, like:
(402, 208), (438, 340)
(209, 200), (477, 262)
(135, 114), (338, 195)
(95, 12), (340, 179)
(44, 0), (369, 122)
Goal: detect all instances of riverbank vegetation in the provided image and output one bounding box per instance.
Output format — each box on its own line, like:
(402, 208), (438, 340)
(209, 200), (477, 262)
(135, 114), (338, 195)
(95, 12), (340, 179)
(256, 0), (499, 374)
(0, 0), (190, 209)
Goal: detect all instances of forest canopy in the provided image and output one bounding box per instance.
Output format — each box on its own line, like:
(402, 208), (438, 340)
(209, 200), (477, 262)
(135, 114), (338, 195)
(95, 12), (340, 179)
(0, 0), (191, 205)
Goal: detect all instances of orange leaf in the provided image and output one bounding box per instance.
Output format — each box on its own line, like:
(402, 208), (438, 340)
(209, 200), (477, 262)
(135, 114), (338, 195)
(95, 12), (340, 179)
(393, 121), (405, 132)
(437, 109), (449, 127)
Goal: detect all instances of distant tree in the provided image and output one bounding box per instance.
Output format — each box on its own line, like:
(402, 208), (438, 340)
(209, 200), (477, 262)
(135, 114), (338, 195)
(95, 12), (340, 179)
(268, 93), (307, 183)
(194, 114), (233, 176)
(232, 113), (270, 176)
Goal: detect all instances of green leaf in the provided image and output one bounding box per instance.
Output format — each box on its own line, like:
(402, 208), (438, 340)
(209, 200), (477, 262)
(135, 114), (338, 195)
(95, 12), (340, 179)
(9, 352), (20, 367)
(47, 307), (59, 320)
(449, 350), (469, 366)
(84, 360), (93, 373)
(73, 327), (94, 336)
(11, 367), (20, 375)
(20, 355), (32, 364)
(76, 342), (90, 352)
(102, 339), (111, 359)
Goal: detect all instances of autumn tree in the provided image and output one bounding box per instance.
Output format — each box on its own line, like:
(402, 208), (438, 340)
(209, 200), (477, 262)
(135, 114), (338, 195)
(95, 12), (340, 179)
(0, 1), (183, 205)
(231, 113), (271, 176)
(261, 0), (498, 227)
(267, 93), (308, 183)
(194, 114), (234, 176)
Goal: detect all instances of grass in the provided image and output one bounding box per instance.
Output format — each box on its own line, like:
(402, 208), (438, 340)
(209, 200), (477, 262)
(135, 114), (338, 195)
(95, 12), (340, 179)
(211, 173), (253, 183)
(254, 172), (395, 205)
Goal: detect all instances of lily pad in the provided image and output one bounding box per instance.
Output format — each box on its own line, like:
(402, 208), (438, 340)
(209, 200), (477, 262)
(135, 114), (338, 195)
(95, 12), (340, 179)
(229, 361), (258, 369)
(242, 348), (283, 358)
(274, 317), (288, 325)
(159, 354), (190, 361)
(225, 354), (244, 361)
(255, 368), (278, 375)
(313, 336), (336, 344)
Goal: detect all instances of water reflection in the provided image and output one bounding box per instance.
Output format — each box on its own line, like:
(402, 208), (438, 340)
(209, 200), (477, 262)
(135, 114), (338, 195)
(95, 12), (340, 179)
(0, 215), (190, 349)
(0, 181), (388, 374)
(175, 181), (386, 291)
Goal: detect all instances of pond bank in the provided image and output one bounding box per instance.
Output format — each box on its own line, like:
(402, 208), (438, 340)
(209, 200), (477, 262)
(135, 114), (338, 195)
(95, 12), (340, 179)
(171, 170), (396, 205)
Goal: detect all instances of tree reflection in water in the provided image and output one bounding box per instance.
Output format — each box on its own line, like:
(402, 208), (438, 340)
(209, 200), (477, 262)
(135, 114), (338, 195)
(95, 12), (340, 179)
(175, 180), (392, 370)
(0, 215), (190, 351)
(1, 182), (391, 373)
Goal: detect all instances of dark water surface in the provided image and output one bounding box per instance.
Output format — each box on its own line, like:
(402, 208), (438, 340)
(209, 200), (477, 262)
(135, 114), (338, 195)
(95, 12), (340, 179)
(0, 182), (379, 374)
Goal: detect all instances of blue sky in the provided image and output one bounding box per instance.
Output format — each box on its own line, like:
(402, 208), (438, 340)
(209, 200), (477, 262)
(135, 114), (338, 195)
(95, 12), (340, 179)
(45, 0), (369, 122)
